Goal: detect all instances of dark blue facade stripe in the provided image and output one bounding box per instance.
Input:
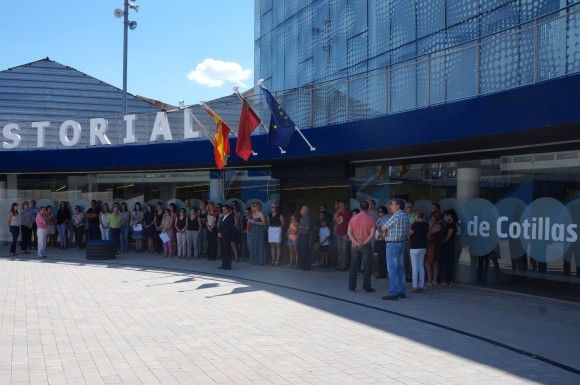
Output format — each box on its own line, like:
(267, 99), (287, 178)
(1, 74), (580, 173)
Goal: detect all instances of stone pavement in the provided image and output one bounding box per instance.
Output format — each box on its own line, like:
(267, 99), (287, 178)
(0, 248), (579, 385)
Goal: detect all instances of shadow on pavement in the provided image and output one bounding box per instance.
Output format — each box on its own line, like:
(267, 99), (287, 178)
(1, 252), (579, 384)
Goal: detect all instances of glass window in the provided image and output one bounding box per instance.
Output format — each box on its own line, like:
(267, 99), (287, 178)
(224, 169), (280, 206)
(348, 0), (368, 37)
(391, 0), (417, 48)
(446, 0), (479, 26)
(271, 27), (285, 91)
(480, 0), (515, 13)
(521, 0), (564, 23)
(297, 7), (313, 62)
(284, 17), (299, 89)
(480, 3), (520, 36)
(537, 13), (567, 80)
(567, 7), (580, 75)
(259, 0), (273, 16)
(365, 69), (388, 116)
(446, 44), (477, 100)
(368, 0), (391, 57)
(352, 148), (580, 298)
(417, 0), (445, 38)
(389, 62), (417, 113)
(347, 32), (368, 68)
(347, 75), (369, 121)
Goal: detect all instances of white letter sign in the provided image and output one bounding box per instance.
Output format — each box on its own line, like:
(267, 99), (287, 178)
(149, 112), (173, 142)
(184, 108), (201, 139)
(89, 118), (111, 146)
(32, 121), (50, 148)
(2, 123), (21, 149)
(59, 120), (81, 147)
(123, 114), (137, 144)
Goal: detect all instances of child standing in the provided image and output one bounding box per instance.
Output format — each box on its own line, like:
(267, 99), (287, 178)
(287, 214), (298, 267)
(319, 219), (331, 268)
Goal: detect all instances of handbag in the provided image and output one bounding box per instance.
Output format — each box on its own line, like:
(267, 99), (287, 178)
(159, 232), (170, 244)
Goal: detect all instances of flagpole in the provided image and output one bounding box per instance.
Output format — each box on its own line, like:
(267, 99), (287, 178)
(201, 101), (230, 169)
(234, 86), (285, 155)
(292, 125), (316, 151)
(257, 80), (316, 152)
(231, 87), (259, 156)
(201, 101), (257, 157)
(187, 106), (215, 145)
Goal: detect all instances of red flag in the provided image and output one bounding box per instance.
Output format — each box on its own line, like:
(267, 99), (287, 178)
(236, 99), (261, 161)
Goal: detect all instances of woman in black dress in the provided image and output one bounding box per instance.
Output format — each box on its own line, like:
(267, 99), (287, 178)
(143, 205), (156, 254)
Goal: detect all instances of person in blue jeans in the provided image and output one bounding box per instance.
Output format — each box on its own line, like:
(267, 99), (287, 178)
(381, 198), (410, 300)
(7, 202), (21, 255)
(297, 205), (311, 270)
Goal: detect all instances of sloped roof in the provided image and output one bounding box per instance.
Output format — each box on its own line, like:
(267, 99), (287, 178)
(0, 58), (163, 122)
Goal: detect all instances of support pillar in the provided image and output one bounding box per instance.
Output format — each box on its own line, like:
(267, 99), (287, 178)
(456, 166), (482, 284)
(456, 167), (480, 204)
(209, 173), (224, 203)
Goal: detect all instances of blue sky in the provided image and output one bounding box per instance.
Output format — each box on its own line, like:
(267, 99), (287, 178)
(0, 0), (255, 106)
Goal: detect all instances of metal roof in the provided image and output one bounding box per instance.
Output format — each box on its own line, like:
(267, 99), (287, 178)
(0, 58), (162, 122)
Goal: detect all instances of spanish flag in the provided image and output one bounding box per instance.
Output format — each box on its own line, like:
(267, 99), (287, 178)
(203, 105), (231, 170)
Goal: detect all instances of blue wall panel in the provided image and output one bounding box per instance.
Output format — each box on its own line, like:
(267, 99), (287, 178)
(1, 74), (579, 173)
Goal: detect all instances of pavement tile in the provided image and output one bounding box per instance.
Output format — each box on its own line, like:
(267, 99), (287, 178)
(0, 252), (579, 385)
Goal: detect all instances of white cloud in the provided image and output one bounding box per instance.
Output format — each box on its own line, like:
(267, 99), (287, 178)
(187, 58), (252, 88)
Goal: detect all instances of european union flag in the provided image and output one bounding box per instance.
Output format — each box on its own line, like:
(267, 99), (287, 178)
(262, 87), (296, 150)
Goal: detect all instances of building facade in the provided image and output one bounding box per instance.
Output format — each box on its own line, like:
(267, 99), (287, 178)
(250, 1), (580, 299)
(1, 2), (580, 299)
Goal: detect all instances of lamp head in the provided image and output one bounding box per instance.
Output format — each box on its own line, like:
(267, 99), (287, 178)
(129, 21), (138, 30)
(113, 8), (124, 18)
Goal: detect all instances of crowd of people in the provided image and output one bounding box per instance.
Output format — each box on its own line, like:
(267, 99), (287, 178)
(6, 197), (459, 299)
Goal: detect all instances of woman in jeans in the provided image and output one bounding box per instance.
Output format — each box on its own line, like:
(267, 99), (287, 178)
(186, 207), (201, 259)
(99, 203), (111, 241)
(56, 201), (70, 249)
(439, 209), (458, 287)
(7, 202), (21, 256)
(175, 208), (187, 258)
(120, 202), (131, 253)
(71, 206), (85, 249)
(20, 201), (32, 254)
(46, 206), (56, 248)
(108, 205), (122, 250)
(408, 210), (429, 292)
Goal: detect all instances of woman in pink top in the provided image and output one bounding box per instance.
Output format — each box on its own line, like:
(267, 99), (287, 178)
(36, 206), (48, 259)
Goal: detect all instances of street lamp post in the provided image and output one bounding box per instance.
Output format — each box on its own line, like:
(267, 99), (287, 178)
(122, 0), (129, 115)
(114, 1), (139, 115)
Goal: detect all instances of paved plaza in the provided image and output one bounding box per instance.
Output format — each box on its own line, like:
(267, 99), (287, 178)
(0, 250), (579, 385)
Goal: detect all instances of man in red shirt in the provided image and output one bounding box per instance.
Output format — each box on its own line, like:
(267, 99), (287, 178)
(333, 199), (352, 271)
(347, 201), (375, 292)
